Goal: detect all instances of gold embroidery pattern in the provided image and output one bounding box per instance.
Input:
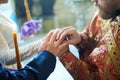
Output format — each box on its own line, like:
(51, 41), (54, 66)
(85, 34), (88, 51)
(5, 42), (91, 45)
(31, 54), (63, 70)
(106, 20), (120, 76)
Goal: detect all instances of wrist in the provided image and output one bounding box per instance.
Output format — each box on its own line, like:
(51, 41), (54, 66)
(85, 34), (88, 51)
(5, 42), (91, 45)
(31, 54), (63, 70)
(75, 32), (88, 50)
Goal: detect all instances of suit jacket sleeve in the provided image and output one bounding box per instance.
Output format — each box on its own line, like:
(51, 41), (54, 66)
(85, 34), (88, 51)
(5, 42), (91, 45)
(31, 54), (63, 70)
(0, 50), (56, 80)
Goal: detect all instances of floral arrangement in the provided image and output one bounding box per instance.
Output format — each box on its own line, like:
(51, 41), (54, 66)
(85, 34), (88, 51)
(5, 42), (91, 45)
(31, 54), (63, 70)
(21, 19), (41, 39)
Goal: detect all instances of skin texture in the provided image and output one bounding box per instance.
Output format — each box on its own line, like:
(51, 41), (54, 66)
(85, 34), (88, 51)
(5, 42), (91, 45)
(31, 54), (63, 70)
(56, 27), (81, 45)
(92, 0), (120, 19)
(38, 30), (69, 57)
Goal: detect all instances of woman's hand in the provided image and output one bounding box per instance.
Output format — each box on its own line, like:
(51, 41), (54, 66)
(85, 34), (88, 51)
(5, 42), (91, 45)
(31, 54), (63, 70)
(56, 27), (81, 45)
(38, 29), (69, 57)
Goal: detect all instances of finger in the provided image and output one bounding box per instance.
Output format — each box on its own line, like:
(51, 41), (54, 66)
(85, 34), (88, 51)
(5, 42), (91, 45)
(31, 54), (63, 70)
(80, 33), (88, 40)
(55, 34), (72, 47)
(54, 38), (63, 47)
(56, 27), (72, 40)
(58, 41), (69, 56)
(59, 40), (69, 48)
(37, 30), (53, 52)
(56, 27), (72, 39)
(59, 28), (74, 41)
(50, 29), (59, 43)
(45, 30), (54, 41)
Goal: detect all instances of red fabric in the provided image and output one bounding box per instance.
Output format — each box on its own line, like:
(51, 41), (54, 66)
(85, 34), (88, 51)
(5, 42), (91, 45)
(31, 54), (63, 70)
(60, 15), (120, 80)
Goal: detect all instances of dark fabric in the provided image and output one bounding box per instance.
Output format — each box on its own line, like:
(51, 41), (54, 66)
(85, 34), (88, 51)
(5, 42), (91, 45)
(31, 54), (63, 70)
(0, 50), (56, 80)
(40, 0), (56, 18)
(15, 0), (32, 18)
(15, 0), (56, 18)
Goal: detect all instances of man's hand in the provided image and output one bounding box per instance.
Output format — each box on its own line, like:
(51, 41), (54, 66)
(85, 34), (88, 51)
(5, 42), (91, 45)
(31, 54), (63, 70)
(56, 27), (81, 45)
(38, 29), (69, 57)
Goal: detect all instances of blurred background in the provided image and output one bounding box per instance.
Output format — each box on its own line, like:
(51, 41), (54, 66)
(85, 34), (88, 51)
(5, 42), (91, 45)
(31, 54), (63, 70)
(0, 0), (97, 42)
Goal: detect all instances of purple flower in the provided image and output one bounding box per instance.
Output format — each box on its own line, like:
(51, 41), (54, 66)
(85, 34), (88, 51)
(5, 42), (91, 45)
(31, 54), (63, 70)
(21, 19), (41, 39)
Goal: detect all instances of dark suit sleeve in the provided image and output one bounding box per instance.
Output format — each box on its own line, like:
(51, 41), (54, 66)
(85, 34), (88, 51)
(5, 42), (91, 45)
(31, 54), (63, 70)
(0, 50), (56, 80)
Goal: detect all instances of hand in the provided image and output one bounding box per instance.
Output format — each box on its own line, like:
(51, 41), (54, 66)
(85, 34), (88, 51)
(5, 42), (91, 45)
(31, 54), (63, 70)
(38, 29), (69, 57)
(56, 27), (81, 45)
